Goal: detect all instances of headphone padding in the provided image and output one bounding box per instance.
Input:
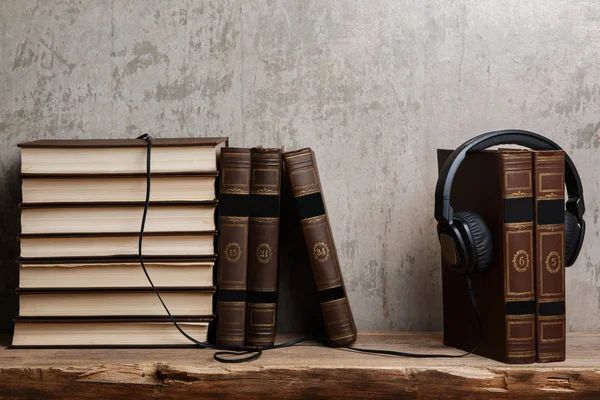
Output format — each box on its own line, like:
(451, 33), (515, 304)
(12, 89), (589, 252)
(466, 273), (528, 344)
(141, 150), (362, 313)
(565, 211), (580, 266)
(454, 211), (494, 273)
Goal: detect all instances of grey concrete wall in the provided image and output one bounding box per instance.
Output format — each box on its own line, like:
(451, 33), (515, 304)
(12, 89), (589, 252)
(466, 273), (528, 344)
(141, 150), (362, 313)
(1, 0), (599, 333)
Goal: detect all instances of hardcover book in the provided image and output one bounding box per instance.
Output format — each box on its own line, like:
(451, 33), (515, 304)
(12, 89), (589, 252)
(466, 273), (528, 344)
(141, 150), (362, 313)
(14, 137), (228, 348)
(18, 138), (228, 174)
(438, 149), (536, 364)
(20, 202), (217, 234)
(282, 148), (357, 347)
(12, 317), (212, 347)
(215, 148), (251, 348)
(16, 287), (215, 317)
(18, 257), (215, 288)
(533, 150), (566, 362)
(246, 148), (283, 348)
(21, 173), (218, 203)
(18, 232), (216, 259)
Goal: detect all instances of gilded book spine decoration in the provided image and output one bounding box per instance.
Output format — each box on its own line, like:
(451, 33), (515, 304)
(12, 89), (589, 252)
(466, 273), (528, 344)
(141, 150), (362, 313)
(246, 148), (283, 348)
(533, 151), (566, 362)
(216, 148), (251, 348)
(283, 149), (357, 347)
(499, 151), (536, 364)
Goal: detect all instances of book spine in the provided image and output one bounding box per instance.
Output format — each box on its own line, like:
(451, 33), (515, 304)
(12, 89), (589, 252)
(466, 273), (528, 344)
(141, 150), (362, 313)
(215, 148), (251, 348)
(282, 149), (357, 347)
(499, 151), (536, 364)
(246, 148), (282, 348)
(533, 151), (566, 362)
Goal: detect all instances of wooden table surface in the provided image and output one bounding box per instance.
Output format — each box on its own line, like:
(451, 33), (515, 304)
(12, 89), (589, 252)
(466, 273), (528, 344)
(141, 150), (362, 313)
(1, 332), (599, 399)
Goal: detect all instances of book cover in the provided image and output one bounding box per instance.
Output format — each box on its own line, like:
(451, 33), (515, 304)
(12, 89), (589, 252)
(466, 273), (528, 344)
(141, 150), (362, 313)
(246, 148), (282, 348)
(12, 316), (214, 348)
(19, 138), (228, 175)
(215, 148), (251, 348)
(533, 150), (566, 362)
(282, 148), (357, 347)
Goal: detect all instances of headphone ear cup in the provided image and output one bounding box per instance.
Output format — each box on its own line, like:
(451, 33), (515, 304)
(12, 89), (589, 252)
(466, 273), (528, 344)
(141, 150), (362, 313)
(454, 211), (494, 273)
(564, 211), (581, 266)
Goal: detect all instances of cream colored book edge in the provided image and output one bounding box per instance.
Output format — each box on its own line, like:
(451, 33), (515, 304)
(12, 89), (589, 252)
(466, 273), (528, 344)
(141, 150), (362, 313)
(19, 292), (214, 317)
(21, 144), (225, 174)
(21, 205), (216, 234)
(20, 262), (215, 288)
(19, 234), (216, 258)
(21, 176), (216, 203)
(12, 322), (209, 346)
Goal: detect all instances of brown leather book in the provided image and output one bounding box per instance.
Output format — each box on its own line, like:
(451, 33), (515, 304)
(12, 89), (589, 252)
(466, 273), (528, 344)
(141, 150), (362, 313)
(246, 148), (282, 348)
(438, 149), (536, 364)
(215, 148), (251, 348)
(533, 150), (566, 362)
(282, 149), (357, 347)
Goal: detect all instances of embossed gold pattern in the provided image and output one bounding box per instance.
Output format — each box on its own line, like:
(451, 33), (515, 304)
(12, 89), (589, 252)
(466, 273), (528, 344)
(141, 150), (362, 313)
(256, 188), (277, 193)
(256, 243), (272, 264)
(512, 249), (530, 273)
(224, 217), (246, 223)
(545, 251), (561, 273)
(539, 224), (562, 231)
(538, 172), (564, 194)
(507, 319), (535, 341)
(312, 242), (329, 263)
(295, 188), (319, 196)
(290, 168), (318, 188)
(250, 217), (278, 223)
(504, 170), (532, 191)
(224, 242), (242, 263)
(304, 216), (324, 224)
(510, 191), (528, 197)
(504, 222), (533, 229)
(505, 229), (534, 296)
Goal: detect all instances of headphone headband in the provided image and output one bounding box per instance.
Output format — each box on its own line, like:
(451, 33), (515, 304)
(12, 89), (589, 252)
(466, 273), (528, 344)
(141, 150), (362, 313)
(435, 129), (585, 224)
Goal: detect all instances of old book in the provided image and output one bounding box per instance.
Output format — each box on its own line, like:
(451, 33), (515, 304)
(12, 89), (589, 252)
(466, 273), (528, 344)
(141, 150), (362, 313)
(20, 202), (217, 234)
(19, 138), (228, 174)
(438, 149), (536, 364)
(246, 148), (282, 348)
(21, 174), (217, 203)
(282, 149), (357, 347)
(215, 148), (251, 348)
(12, 317), (212, 347)
(16, 287), (215, 317)
(533, 151), (566, 362)
(18, 232), (216, 258)
(18, 257), (215, 288)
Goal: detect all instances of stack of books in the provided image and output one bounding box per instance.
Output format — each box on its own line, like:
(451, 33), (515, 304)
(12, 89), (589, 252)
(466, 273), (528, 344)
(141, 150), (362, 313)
(12, 138), (227, 347)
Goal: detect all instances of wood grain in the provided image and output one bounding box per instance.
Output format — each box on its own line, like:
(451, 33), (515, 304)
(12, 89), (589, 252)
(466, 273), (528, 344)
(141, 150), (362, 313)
(1, 332), (599, 399)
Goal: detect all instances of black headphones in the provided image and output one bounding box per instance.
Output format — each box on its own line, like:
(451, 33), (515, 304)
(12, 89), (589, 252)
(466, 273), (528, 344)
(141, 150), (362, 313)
(435, 129), (586, 274)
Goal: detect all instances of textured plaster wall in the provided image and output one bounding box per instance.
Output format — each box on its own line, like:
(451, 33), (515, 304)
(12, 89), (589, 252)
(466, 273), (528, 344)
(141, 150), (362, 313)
(0, 1), (599, 333)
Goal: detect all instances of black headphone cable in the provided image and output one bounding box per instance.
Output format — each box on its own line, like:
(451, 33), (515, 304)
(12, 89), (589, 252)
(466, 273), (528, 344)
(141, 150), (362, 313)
(345, 274), (482, 358)
(136, 134), (321, 363)
(136, 134), (482, 362)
